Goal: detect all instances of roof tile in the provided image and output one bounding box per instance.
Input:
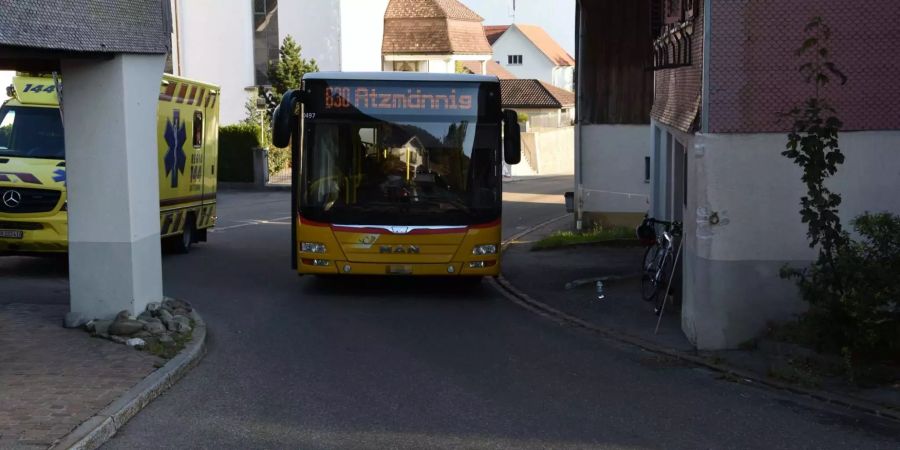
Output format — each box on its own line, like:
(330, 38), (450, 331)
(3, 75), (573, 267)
(0, 0), (170, 54)
(500, 79), (574, 109)
(483, 25), (510, 45)
(460, 60), (516, 79)
(385, 0), (483, 21)
(383, 0), (491, 55)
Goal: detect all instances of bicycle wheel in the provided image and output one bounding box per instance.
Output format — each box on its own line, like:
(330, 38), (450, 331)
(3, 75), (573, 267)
(642, 245), (658, 273)
(653, 253), (676, 315)
(640, 245), (663, 302)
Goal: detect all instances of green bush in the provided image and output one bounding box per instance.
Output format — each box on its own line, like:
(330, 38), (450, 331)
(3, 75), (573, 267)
(782, 213), (900, 367)
(267, 145), (290, 176)
(218, 124), (260, 183)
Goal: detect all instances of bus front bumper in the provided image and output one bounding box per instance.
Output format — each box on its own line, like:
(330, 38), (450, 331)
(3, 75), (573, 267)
(298, 260), (500, 276)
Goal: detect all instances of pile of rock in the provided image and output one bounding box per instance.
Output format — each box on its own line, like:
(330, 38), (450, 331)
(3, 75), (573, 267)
(82, 298), (197, 351)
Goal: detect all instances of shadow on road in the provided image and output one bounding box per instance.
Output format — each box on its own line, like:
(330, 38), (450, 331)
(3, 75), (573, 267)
(301, 276), (494, 302)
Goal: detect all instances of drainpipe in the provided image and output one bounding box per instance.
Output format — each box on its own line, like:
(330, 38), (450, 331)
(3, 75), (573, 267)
(574, 0), (584, 230)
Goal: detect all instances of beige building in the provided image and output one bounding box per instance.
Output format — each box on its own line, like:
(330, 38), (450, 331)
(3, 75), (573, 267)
(382, 0), (492, 74)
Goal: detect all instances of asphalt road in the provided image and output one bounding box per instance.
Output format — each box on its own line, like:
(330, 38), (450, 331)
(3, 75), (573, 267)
(3, 176), (897, 448)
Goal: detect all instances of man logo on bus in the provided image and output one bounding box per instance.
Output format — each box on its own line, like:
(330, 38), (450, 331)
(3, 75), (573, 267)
(379, 245), (420, 254)
(163, 110), (187, 188)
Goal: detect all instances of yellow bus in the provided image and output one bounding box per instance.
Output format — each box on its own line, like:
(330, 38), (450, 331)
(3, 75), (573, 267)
(0, 74), (219, 254)
(272, 72), (521, 278)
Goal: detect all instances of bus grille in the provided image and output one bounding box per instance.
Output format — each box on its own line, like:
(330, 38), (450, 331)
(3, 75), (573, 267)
(0, 221), (43, 230)
(0, 188), (62, 213)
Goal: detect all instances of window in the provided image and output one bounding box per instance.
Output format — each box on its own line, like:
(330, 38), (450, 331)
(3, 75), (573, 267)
(0, 107), (65, 159)
(0, 109), (14, 150)
(393, 61), (421, 72)
(644, 156), (651, 183)
(507, 55), (523, 65)
(193, 111), (203, 148)
(252, 0), (279, 85)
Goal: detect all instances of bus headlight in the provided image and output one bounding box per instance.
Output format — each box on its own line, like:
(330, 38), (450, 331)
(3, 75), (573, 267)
(301, 242), (327, 253)
(472, 244), (497, 255)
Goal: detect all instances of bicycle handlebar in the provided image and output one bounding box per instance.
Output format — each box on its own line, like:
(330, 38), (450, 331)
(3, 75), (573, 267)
(646, 218), (681, 227)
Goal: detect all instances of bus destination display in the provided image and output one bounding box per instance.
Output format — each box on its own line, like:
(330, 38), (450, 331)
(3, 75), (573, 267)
(318, 83), (481, 117)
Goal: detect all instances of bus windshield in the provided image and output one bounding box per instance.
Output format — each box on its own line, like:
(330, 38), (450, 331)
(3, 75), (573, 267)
(0, 106), (65, 160)
(299, 79), (502, 226)
(302, 118), (501, 226)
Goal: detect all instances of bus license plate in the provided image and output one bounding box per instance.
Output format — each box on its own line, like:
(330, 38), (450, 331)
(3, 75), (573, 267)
(387, 265), (412, 275)
(0, 230), (24, 239)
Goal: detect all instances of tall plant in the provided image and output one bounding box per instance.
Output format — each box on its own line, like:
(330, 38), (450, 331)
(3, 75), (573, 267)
(781, 17), (848, 275)
(267, 35), (319, 98)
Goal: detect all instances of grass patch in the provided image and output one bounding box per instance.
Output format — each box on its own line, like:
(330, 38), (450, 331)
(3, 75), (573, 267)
(532, 226), (637, 251)
(144, 328), (194, 359)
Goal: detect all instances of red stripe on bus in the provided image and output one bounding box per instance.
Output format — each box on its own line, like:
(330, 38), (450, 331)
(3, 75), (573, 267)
(298, 216), (331, 227)
(175, 84), (189, 103)
(197, 88), (206, 107)
(469, 219), (501, 229)
(159, 83), (177, 101)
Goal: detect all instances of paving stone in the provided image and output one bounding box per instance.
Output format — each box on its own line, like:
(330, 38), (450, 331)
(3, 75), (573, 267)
(0, 303), (162, 447)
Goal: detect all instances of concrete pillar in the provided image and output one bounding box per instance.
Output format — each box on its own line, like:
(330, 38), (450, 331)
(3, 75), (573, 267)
(61, 54), (165, 319)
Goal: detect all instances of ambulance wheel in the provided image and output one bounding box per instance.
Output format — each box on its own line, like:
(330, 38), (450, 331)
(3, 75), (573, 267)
(174, 215), (195, 254)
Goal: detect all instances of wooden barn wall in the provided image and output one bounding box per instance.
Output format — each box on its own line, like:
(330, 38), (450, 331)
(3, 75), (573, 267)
(577, 0), (653, 125)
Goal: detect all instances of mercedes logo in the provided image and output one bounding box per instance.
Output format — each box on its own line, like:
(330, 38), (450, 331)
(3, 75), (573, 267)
(2, 190), (22, 208)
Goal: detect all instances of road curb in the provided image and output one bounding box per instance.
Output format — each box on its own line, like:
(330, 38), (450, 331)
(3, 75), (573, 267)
(491, 219), (900, 423)
(51, 309), (208, 450)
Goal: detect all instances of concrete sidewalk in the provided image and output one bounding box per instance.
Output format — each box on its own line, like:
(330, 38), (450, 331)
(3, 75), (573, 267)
(502, 218), (692, 352)
(0, 303), (161, 449)
(500, 217), (900, 420)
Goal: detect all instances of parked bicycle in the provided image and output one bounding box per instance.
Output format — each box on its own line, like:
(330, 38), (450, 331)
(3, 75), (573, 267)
(637, 217), (683, 314)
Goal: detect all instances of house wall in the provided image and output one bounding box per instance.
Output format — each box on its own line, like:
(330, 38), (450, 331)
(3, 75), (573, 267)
(707, 0), (900, 133)
(575, 0), (653, 229)
(178, 0), (255, 125)
(551, 66), (574, 92)
(675, 130), (900, 349)
(577, 124), (651, 227)
(339, 0), (388, 72)
(278, 0), (342, 71)
(492, 26), (557, 85)
(382, 54), (489, 74)
(0, 70), (14, 91)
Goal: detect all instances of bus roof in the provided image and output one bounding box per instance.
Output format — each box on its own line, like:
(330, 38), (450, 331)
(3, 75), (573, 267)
(303, 71), (498, 83)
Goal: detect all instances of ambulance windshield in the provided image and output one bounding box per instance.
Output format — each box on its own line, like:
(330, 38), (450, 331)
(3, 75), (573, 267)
(0, 106), (65, 160)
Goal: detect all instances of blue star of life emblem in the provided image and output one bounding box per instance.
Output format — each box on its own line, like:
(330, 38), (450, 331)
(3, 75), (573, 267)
(163, 110), (187, 188)
(52, 168), (66, 185)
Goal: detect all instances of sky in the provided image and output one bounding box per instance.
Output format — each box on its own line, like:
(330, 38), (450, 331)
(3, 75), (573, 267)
(458, 0), (576, 56)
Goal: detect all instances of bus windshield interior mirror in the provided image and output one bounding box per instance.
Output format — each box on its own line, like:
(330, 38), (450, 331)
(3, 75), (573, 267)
(272, 89), (300, 148)
(502, 109), (521, 165)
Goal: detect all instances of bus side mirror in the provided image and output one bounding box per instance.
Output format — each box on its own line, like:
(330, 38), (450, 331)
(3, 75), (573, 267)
(503, 109), (521, 165)
(272, 89), (301, 148)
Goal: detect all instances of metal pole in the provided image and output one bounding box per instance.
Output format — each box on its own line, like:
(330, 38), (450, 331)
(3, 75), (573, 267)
(655, 237), (683, 334)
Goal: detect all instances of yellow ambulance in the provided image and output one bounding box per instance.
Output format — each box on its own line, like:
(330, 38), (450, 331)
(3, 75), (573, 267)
(0, 74), (220, 254)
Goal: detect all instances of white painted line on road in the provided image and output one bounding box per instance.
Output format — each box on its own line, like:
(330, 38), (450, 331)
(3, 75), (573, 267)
(502, 192), (565, 204)
(210, 216), (292, 232)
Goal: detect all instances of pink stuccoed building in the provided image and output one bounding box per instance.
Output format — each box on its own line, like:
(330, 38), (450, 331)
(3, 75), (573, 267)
(575, 0), (900, 349)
